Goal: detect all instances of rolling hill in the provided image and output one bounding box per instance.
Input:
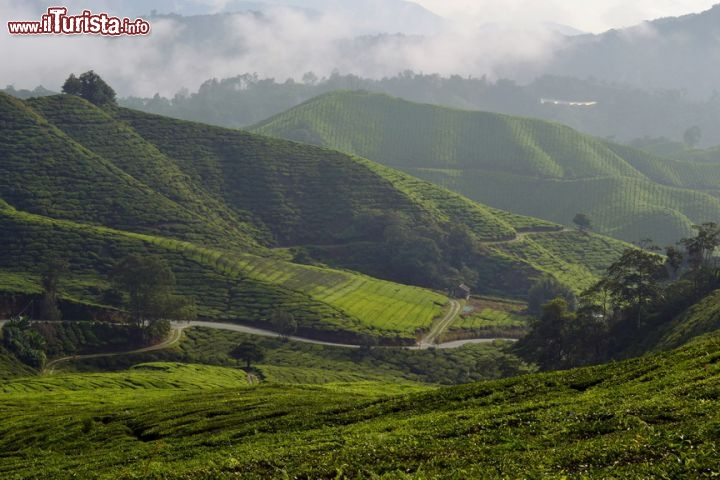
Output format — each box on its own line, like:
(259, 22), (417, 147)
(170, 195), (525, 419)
(251, 90), (720, 246)
(0, 92), (629, 342)
(1, 325), (719, 478)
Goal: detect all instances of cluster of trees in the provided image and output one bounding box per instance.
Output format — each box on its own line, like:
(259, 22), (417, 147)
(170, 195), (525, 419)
(518, 223), (720, 370)
(335, 209), (480, 290)
(1, 254), (196, 367)
(61, 71), (116, 106)
(1, 316), (46, 368)
(110, 254), (196, 341)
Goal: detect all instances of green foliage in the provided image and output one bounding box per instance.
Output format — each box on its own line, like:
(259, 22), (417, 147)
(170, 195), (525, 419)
(0, 91), (628, 340)
(32, 321), (144, 358)
(655, 289), (720, 349)
(230, 341), (264, 368)
(604, 248), (666, 312)
(572, 212), (592, 231)
(0, 345), (36, 380)
(38, 261), (64, 321)
(527, 276), (577, 316)
(2, 331), (720, 477)
(679, 222), (720, 270)
(445, 299), (529, 340)
(62, 70), (116, 106)
(269, 310), (297, 337)
(112, 254), (193, 327)
(1, 316), (46, 367)
(60, 73), (81, 96)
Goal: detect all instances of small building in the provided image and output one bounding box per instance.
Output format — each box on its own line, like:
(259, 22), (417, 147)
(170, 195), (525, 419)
(452, 283), (471, 300)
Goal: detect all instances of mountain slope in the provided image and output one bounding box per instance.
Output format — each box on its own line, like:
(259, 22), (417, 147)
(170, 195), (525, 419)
(547, 4), (720, 98)
(0, 93), (629, 341)
(0, 200), (446, 342)
(2, 330), (719, 478)
(251, 91), (720, 245)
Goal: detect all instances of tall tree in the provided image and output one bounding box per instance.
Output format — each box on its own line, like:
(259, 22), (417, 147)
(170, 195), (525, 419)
(270, 310), (297, 339)
(517, 298), (575, 370)
(527, 276), (576, 317)
(38, 261), (64, 321)
(680, 222), (720, 270)
(61, 73), (82, 96)
(231, 341), (265, 369)
(112, 254), (195, 328)
(601, 248), (665, 326)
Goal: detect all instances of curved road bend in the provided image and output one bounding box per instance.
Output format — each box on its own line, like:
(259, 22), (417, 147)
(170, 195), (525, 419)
(2, 310), (517, 372)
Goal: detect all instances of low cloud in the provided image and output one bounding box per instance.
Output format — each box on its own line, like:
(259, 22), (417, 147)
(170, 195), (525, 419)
(0, 1), (565, 97)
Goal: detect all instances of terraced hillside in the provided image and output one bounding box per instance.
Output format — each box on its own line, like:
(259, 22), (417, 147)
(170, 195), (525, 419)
(252, 91), (720, 245)
(0, 92), (629, 341)
(0, 201), (444, 343)
(2, 328), (719, 478)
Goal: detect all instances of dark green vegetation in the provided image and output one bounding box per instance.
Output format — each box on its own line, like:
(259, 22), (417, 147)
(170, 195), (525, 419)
(61, 71), (117, 106)
(0, 91), (630, 345)
(518, 223), (720, 369)
(252, 91), (720, 245)
(2, 327), (719, 478)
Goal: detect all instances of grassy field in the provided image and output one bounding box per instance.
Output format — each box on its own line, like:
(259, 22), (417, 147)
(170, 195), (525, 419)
(251, 90), (720, 245)
(1, 329), (719, 478)
(444, 297), (530, 340)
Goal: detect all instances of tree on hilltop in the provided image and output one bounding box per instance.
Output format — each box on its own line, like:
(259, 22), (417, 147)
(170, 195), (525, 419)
(62, 70), (116, 106)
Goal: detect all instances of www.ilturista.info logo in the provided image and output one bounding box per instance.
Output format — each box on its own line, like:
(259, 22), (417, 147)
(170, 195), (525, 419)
(8, 7), (151, 35)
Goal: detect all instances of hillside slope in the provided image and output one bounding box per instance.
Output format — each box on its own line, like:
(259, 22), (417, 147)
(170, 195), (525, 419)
(2, 331), (719, 478)
(251, 91), (720, 245)
(0, 93), (629, 341)
(653, 289), (720, 351)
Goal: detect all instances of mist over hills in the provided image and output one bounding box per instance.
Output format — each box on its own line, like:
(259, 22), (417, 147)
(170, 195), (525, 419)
(546, 4), (720, 98)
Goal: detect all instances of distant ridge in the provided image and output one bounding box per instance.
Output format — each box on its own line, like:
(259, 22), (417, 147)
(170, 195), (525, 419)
(252, 90), (720, 246)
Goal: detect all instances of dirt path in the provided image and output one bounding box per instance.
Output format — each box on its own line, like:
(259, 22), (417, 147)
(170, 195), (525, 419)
(415, 299), (462, 349)
(43, 324), (187, 373)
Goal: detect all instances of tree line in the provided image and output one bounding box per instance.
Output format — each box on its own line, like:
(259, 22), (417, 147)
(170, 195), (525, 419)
(517, 222), (720, 370)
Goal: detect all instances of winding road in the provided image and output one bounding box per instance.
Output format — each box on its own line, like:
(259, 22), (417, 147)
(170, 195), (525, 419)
(2, 298), (515, 371)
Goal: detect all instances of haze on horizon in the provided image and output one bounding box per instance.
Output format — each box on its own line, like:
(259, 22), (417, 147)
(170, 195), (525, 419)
(1, 0), (717, 96)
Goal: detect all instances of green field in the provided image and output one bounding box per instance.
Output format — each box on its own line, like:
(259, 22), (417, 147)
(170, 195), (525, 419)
(1, 329), (719, 478)
(445, 297), (529, 340)
(251, 90), (720, 245)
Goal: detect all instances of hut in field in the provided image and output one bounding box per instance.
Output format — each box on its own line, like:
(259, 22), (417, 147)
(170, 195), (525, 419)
(451, 283), (471, 300)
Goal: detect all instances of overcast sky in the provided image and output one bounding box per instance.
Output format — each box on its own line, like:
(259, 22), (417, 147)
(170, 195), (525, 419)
(413, 0), (719, 33)
(2, 0), (718, 95)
